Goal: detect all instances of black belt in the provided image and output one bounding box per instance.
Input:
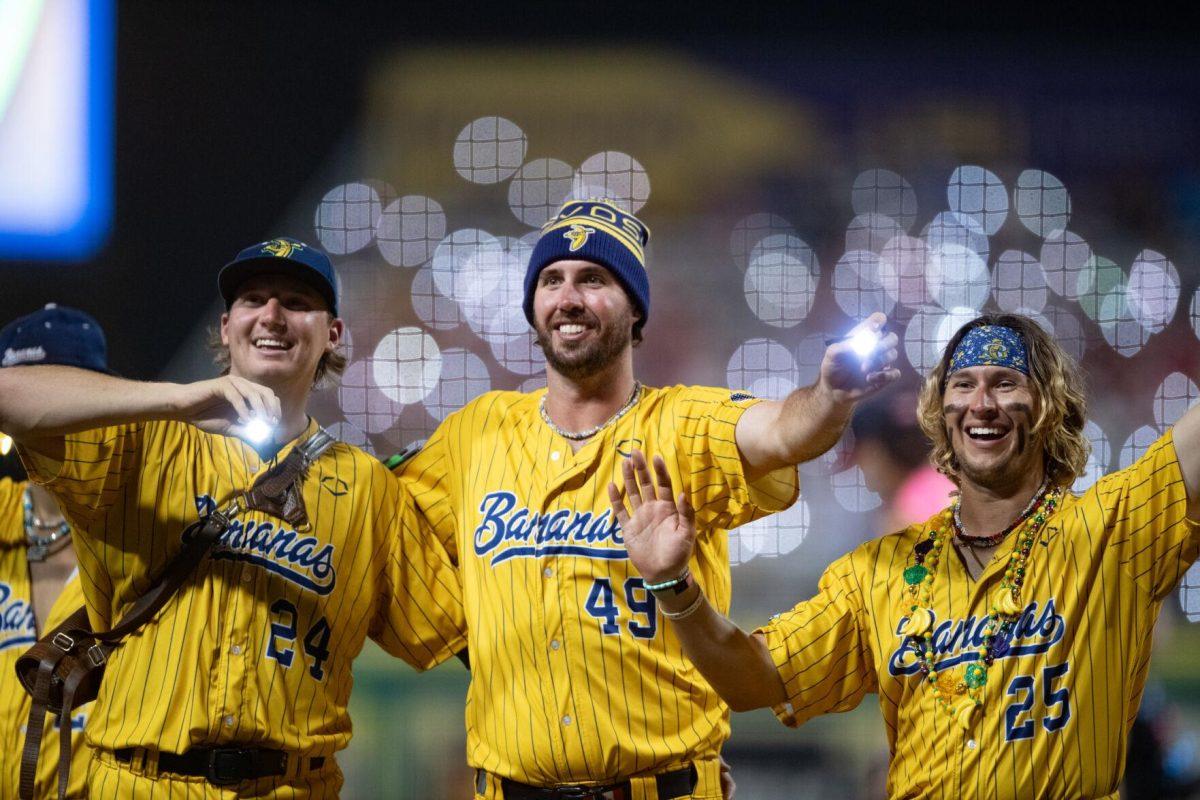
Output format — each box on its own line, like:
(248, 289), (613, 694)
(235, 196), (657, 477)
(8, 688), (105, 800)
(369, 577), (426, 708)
(487, 764), (697, 799)
(113, 746), (325, 786)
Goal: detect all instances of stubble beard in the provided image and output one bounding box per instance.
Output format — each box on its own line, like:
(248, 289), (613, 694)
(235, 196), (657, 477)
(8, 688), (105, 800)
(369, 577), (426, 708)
(535, 310), (634, 381)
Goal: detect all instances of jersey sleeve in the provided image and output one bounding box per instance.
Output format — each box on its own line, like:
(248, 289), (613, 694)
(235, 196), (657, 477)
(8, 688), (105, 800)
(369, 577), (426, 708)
(753, 551), (876, 727)
(1073, 429), (1200, 600)
(395, 416), (461, 564)
(668, 386), (800, 530)
(18, 424), (144, 526)
(370, 472), (467, 670)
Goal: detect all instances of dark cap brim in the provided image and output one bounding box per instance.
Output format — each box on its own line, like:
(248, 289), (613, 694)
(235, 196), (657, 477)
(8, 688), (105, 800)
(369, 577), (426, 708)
(218, 258), (338, 316)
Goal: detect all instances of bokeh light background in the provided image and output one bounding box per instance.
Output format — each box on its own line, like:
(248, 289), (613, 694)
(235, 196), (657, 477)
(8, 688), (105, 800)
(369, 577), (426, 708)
(235, 49), (1200, 797)
(8, 21), (1200, 798)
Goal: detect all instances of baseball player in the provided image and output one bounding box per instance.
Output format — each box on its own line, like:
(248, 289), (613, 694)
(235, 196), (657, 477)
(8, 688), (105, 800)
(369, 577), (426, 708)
(398, 199), (901, 799)
(611, 313), (1200, 800)
(0, 238), (467, 797)
(0, 304), (108, 799)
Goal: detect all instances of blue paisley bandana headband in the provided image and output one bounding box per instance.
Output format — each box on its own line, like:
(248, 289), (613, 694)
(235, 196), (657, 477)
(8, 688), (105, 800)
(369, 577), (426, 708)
(948, 325), (1030, 376)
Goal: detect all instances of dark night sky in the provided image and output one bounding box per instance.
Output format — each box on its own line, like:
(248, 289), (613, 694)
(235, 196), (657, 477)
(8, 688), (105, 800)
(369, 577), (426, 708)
(1, 3), (1196, 379)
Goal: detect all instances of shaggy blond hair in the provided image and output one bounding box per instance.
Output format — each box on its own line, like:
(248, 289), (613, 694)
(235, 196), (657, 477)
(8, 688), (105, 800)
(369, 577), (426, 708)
(207, 324), (347, 389)
(917, 313), (1090, 487)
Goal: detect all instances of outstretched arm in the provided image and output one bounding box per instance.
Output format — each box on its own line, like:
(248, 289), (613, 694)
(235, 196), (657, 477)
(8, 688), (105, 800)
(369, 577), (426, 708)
(609, 450), (786, 711)
(0, 365), (281, 460)
(735, 312), (901, 480)
(1172, 402), (1200, 519)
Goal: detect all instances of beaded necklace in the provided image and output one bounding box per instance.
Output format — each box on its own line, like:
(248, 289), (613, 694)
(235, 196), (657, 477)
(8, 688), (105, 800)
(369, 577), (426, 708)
(898, 486), (1062, 730)
(952, 477), (1048, 548)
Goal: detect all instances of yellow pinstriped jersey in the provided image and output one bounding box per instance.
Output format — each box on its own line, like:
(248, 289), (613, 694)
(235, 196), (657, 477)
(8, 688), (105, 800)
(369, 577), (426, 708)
(758, 431), (1200, 800)
(0, 480), (92, 800)
(400, 385), (798, 790)
(19, 419), (466, 769)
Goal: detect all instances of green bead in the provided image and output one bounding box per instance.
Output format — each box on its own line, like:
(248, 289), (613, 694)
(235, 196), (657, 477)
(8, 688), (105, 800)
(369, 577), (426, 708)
(904, 565), (929, 585)
(964, 663), (987, 688)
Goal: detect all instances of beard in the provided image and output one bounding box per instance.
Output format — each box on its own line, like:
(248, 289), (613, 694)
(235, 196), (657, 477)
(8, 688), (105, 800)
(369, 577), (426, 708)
(535, 308), (634, 380)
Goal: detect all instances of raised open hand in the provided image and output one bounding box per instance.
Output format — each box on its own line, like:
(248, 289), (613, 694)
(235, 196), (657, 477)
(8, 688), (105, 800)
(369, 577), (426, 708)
(608, 450), (697, 586)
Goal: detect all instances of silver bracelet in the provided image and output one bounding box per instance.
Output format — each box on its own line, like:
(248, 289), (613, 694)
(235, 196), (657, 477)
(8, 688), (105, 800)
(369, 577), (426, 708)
(660, 588), (705, 621)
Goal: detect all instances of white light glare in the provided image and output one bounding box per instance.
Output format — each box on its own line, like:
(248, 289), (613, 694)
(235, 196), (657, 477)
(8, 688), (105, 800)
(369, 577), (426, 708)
(242, 418), (273, 445)
(0, 433), (11, 456)
(847, 328), (880, 358)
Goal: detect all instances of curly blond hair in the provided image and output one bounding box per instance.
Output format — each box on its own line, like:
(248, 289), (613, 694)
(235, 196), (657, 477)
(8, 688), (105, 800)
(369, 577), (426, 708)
(917, 313), (1090, 487)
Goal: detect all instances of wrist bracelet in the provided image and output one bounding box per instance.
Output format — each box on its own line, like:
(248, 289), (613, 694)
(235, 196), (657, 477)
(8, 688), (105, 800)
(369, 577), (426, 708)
(660, 587), (705, 621)
(644, 567), (691, 595)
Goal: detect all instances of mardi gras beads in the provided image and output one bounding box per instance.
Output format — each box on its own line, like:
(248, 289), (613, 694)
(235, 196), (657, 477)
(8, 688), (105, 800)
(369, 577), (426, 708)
(899, 488), (1062, 730)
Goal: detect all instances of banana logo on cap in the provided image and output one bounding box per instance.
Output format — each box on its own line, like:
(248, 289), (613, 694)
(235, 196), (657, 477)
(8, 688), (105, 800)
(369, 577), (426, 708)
(261, 238), (306, 259)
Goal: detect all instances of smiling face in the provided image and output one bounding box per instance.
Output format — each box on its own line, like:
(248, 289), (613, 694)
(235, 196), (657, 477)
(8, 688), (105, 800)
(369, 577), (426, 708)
(942, 365), (1044, 492)
(532, 259), (639, 380)
(220, 274), (342, 393)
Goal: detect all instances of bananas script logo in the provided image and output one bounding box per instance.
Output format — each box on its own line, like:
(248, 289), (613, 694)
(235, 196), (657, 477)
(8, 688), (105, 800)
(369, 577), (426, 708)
(261, 238), (306, 259)
(563, 224), (595, 252)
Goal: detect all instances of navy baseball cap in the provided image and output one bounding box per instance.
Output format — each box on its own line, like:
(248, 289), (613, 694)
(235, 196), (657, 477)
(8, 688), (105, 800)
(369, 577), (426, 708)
(218, 237), (339, 316)
(0, 304), (109, 373)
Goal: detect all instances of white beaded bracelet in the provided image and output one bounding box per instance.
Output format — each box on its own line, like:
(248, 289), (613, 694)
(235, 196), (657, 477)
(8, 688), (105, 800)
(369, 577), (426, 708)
(660, 588), (705, 621)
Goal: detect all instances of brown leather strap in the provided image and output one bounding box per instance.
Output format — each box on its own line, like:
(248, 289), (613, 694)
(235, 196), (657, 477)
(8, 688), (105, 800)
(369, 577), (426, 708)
(19, 657), (58, 800)
(57, 659), (91, 799)
(91, 511), (230, 642)
(96, 429), (333, 642)
(17, 428), (335, 800)
(58, 708), (71, 800)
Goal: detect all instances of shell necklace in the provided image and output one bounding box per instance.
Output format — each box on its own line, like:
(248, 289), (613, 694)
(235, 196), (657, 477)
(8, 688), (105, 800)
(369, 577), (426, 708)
(23, 487), (72, 562)
(539, 382), (642, 441)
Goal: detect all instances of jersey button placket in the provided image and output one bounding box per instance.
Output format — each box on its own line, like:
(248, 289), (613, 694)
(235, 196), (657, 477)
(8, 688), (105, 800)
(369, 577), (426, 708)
(214, 552), (254, 738)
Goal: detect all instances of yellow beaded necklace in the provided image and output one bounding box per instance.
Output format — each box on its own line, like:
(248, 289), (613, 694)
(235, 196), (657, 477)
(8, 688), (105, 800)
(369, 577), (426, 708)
(898, 486), (1062, 730)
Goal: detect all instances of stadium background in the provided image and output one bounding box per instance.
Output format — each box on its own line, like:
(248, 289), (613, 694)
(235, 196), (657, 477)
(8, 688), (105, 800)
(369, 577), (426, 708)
(2, 4), (1199, 798)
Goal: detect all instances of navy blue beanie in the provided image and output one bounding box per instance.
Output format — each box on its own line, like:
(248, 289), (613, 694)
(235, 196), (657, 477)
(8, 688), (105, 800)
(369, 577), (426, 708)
(523, 199), (651, 335)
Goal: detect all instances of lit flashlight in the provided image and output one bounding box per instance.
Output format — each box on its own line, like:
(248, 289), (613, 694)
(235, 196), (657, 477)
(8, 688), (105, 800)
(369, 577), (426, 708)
(825, 327), (881, 358)
(0, 433), (12, 457)
(242, 418), (274, 446)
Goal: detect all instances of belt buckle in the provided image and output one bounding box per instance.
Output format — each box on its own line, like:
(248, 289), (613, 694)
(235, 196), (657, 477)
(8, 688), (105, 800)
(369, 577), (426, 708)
(553, 787), (616, 800)
(206, 747), (252, 786)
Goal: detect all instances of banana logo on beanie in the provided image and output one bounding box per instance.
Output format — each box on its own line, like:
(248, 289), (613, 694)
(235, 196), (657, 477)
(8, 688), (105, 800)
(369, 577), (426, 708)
(564, 224), (595, 252)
